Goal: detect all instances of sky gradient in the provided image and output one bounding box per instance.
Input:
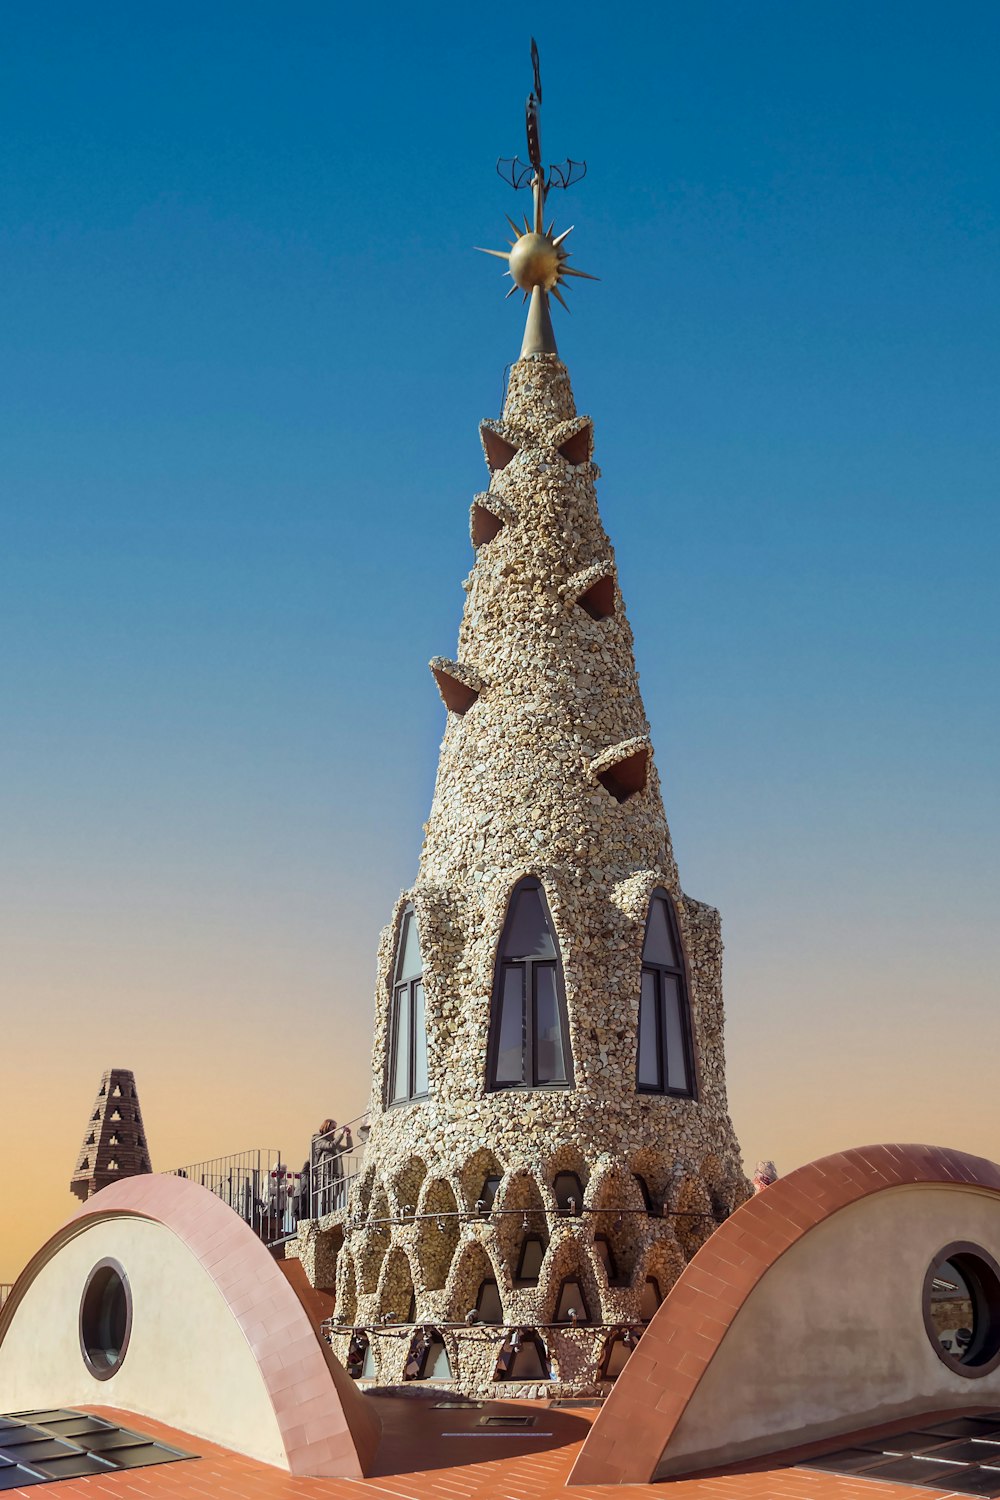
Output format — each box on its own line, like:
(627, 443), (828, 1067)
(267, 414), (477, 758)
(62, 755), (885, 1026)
(2, 1), (999, 1281)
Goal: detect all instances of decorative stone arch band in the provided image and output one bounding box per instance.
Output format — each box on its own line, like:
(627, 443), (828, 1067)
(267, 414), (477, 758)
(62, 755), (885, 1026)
(0, 1173), (380, 1478)
(568, 1143), (1000, 1486)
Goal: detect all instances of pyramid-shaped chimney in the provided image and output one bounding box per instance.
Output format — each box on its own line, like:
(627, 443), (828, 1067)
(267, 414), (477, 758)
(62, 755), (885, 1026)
(70, 1068), (152, 1203)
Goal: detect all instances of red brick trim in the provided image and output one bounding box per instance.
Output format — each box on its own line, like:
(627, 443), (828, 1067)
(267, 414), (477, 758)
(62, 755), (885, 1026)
(0, 1173), (379, 1478)
(568, 1143), (1000, 1486)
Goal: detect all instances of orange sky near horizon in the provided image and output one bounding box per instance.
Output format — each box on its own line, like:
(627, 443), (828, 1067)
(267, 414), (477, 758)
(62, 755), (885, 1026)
(4, 899), (998, 1285)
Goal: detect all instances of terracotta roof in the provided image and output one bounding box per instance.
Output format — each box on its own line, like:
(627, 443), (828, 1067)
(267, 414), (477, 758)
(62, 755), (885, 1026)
(1, 1400), (986, 1500)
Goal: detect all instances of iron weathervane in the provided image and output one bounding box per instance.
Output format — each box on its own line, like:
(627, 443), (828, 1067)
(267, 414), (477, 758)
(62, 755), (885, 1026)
(476, 38), (597, 352)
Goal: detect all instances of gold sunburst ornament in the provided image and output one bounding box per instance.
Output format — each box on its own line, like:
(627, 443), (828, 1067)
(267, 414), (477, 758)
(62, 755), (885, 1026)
(477, 39), (597, 356)
(477, 216), (596, 310)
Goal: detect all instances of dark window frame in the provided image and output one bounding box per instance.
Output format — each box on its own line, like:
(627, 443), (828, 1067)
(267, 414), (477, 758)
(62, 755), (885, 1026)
(475, 1277), (503, 1324)
(79, 1257), (132, 1381)
(386, 904), (429, 1108)
(514, 1233), (547, 1285)
(640, 1275), (662, 1322)
(600, 1329), (638, 1379)
(553, 1171), (585, 1214)
(494, 1327), (550, 1381)
(923, 1242), (1000, 1377)
(487, 877), (573, 1092)
(405, 1326), (454, 1381)
(553, 1274), (591, 1324)
(636, 889), (697, 1099)
(593, 1233), (619, 1284)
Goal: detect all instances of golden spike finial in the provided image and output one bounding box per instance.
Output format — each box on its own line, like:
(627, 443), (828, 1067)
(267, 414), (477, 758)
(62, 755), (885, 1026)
(476, 39), (597, 354)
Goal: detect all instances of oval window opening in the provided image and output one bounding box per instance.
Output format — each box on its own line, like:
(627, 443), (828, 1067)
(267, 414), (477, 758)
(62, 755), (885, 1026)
(924, 1244), (1000, 1376)
(79, 1258), (132, 1380)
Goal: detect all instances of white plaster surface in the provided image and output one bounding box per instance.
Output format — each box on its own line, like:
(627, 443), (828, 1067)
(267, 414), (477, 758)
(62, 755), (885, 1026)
(658, 1183), (1000, 1477)
(0, 1215), (287, 1468)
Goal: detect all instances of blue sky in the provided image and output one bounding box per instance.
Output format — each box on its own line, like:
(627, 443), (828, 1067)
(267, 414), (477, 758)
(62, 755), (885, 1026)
(1, 2), (998, 1276)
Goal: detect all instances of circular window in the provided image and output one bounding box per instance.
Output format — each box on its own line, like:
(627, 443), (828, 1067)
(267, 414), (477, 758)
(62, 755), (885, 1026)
(79, 1258), (132, 1380)
(924, 1243), (1000, 1376)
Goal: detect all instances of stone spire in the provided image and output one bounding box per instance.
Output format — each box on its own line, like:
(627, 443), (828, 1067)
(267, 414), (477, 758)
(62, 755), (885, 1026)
(300, 43), (747, 1401)
(310, 347), (746, 1398)
(70, 1068), (152, 1203)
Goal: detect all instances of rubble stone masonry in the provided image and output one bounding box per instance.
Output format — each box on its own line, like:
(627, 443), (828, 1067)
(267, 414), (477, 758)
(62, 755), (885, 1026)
(295, 352), (747, 1397)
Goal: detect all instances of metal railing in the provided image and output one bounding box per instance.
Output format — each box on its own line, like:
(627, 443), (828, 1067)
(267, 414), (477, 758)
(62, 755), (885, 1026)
(167, 1149), (297, 1243)
(309, 1115), (368, 1220)
(165, 1114), (368, 1246)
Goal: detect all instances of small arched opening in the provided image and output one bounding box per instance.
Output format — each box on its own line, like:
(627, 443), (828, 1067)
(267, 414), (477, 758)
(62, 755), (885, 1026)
(494, 1328), (550, 1382)
(404, 1327), (454, 1381)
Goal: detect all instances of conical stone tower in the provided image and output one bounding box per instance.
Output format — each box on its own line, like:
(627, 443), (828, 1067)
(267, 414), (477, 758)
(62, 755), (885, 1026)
(70, 1068), (152, 1203)
(314, 51), (747, 1400)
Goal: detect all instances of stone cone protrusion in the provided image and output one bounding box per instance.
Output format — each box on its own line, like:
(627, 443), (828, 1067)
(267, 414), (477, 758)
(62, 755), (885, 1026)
(305, 351), (746, 1399)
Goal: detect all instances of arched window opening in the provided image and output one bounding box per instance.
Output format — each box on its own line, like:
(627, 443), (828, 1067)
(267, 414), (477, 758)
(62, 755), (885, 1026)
(515, 1234), (546, 1285)
(594, 1235), (618, 1283)
(347, 1330), (373, 1380)
(602, 1329), (638, 1379)
(495, 1328), (550, 1381)
(554, 1172), (584, 1214)
(475, 1278), (503, 1324)
(554, 1277), (591, 1324)
(637, 892), (695, 1097)
(640, 1276), (662, 1322)
(489, 879), (572, 1090)
(388, 906), (429, 1106)
(633, 1173), (655, 1213)
(404, 1327), (453, 1380)
(479, 1174), (502, 1211)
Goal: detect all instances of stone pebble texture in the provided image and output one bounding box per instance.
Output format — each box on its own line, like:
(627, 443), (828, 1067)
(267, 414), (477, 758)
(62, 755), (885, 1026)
(296, 350), (748, 1397)
(69, 1068), (152, 1203)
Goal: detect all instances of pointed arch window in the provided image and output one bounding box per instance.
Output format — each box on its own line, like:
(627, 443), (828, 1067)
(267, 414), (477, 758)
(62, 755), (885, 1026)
(637, 891), (695, 1097)
(387, 906), (429, 1106)
(488, 878), (572, 1090)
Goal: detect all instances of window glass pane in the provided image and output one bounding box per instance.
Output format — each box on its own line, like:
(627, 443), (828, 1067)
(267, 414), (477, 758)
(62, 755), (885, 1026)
(360, 1342), (376, 1379)
(555, 1279), (589, 1322)
(396, 910), (423, 982)
(533, 963), (567, 1083)
(476, 1279), (503, 1323)
(931, 1259), (976, 1362)
(412, 983), (428, 1096)
(605, 1336), (633, 1378)
(509, 1339), (546, 1379)
(424, 1338), (452, 1379)
(517, 1236), (545, 1281)
(503, 884), (556, 960)
(390, 986), (410, 1103)
(640, 1277), (661, 1320)
(662, 974), (691, 1093)
(495, 966), (525, 1083)
(637, 970), (660, 1088)
(643, 896), (678, 967)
